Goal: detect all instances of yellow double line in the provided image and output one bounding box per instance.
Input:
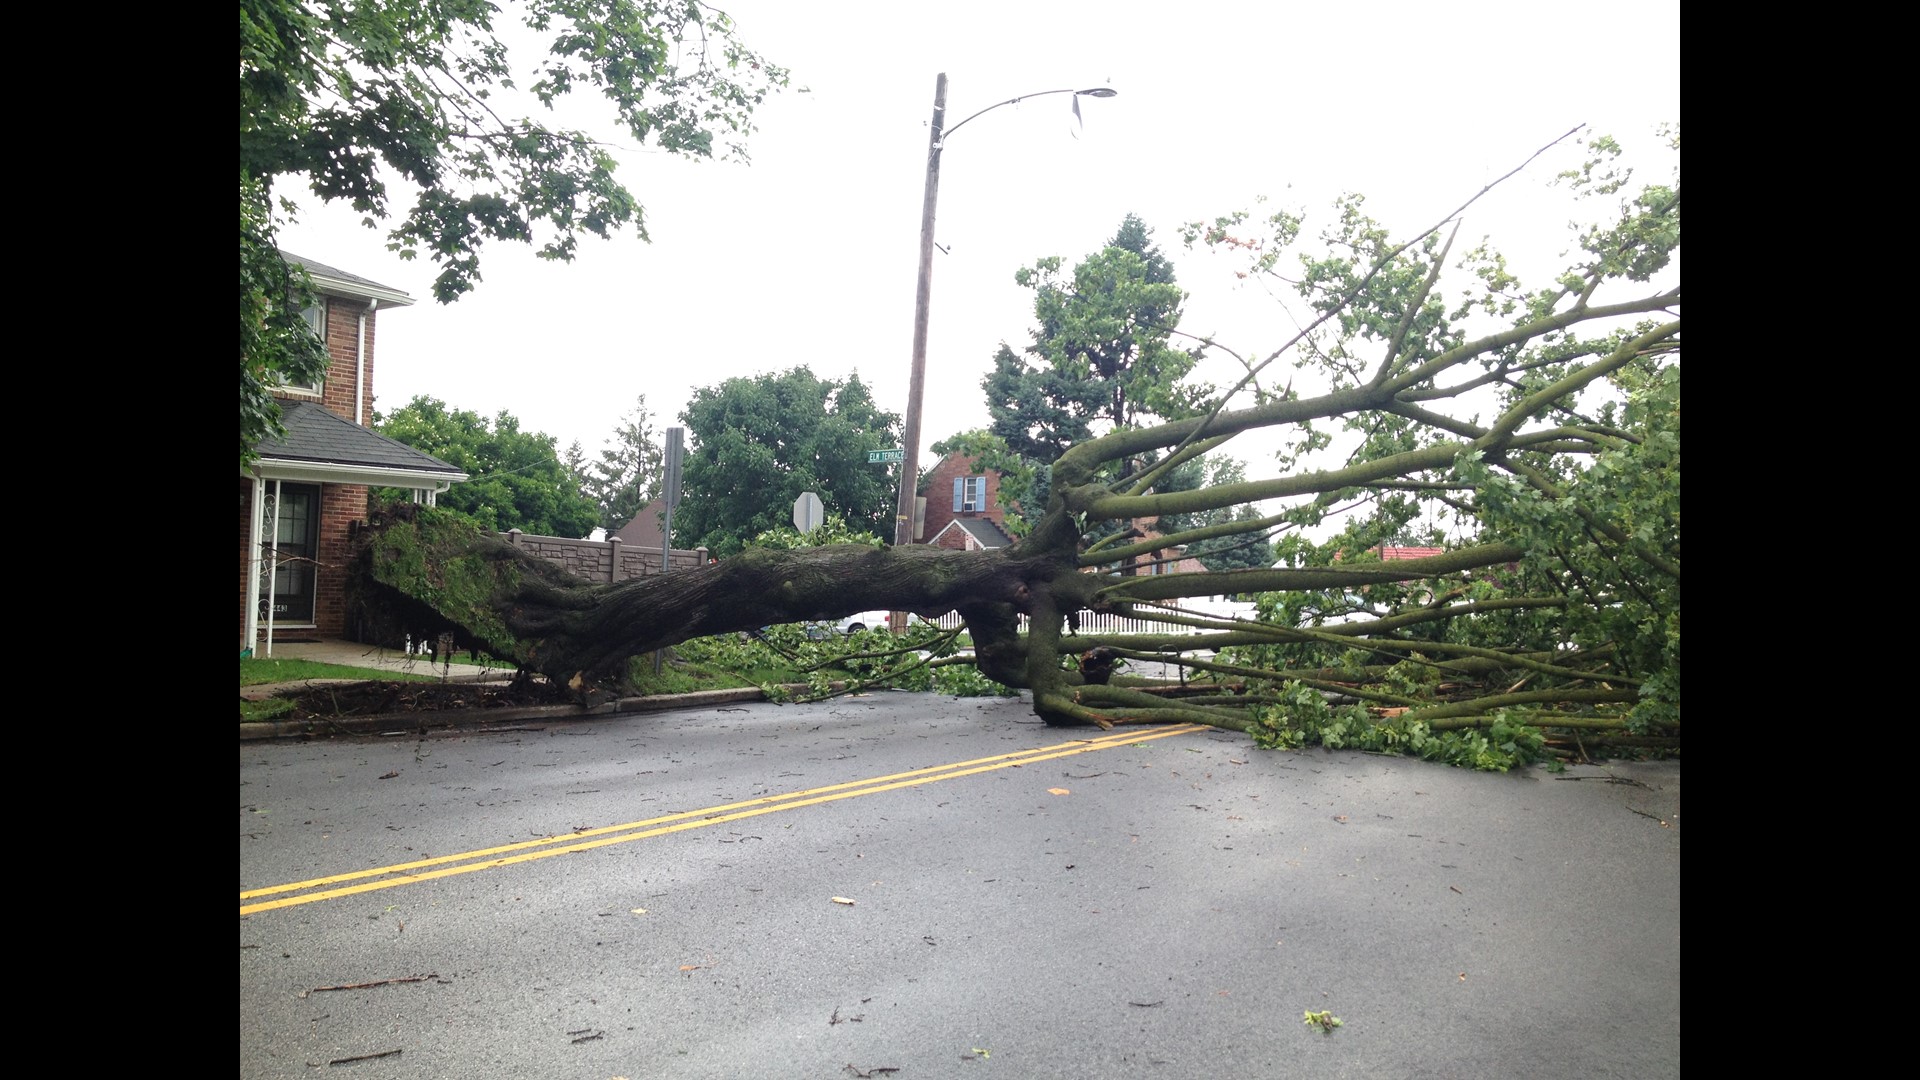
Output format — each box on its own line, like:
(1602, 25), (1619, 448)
(241, 724), (1201, 915)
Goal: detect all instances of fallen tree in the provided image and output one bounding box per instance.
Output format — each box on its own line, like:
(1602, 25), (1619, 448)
(346, 130), (1679, 755)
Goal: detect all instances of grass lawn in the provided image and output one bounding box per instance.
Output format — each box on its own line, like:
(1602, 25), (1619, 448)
(239, 631), (963, 724)
(239, 652), (773, 723)
(240, 657), (444, 688)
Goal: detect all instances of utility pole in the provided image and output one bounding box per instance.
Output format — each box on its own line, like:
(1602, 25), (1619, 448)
(888, 75), (1116, 633)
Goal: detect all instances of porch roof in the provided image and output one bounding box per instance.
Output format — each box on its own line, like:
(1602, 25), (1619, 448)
(244, 400), (468, 489)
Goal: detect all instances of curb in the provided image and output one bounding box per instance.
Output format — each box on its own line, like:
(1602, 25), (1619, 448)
(239, 685), (825, 741)
(239, 672), (509, 702)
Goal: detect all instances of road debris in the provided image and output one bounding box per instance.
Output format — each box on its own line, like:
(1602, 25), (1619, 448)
(321, 1048), (402, 1065)
(300, 974), (438, 998)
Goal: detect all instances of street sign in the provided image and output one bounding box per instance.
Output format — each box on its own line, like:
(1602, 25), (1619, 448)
(867, 449), (905, 464)
(793, 491), (824, 533)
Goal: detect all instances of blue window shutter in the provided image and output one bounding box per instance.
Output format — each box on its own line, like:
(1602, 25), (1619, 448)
(953, 477), (964, 511)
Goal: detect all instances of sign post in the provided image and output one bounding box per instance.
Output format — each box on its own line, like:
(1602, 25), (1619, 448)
(655, 426), (686, 676)
(661, 426), (684, 571)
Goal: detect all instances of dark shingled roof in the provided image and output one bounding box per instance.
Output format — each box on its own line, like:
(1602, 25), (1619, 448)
(279, 250), (412, 303)
(950, 517), (1014, 549)
(254, 400), (465, 477)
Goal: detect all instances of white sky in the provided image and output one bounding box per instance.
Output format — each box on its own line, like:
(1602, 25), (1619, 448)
(274, 0), (1680, 477)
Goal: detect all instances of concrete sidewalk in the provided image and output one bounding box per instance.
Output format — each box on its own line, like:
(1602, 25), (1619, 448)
(244, 637), (503, 683)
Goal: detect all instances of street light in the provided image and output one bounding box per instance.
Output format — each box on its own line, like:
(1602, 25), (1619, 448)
(890, 74), (1117, 630)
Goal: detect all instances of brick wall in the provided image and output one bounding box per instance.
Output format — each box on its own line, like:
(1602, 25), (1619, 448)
(312, 483), (368, 634)
(319, 298), (374, 424)
(503, 531), (711, 583)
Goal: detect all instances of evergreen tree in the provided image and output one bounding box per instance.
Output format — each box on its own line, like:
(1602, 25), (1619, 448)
(985, 214), (1213, 463)
(582, 395), (665, 533)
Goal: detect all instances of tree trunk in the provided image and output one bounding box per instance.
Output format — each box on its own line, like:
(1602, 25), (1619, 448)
(348, 502), (1077, 697)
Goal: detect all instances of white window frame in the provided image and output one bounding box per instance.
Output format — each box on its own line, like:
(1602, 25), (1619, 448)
(954, 474), (986, 513)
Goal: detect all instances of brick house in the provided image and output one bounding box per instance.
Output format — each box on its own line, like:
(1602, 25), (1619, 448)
(918, 453), (1015, 551)
(239, 253), (467, 655)
(1377, 545), (1447, 562)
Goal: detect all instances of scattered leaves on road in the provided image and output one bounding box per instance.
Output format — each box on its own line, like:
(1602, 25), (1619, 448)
(831, 896), (857, 905)
(1047, 787), (1070, 796)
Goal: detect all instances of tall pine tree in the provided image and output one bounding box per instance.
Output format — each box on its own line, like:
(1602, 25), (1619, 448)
(984, 214), (1212, 463)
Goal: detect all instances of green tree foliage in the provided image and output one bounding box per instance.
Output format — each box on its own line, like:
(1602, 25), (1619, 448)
(1148, 455), (1274, 572)
(239, 0), (787, 462)
(749, 513), (886, 551)
(676, 368), (901, 558)
(240, 184), (331, 464)
(374, 395), (598, 537)
(580, 394), (665, 532)
(1181, 127), (1681, 738)
(984, 214), (1212, 463)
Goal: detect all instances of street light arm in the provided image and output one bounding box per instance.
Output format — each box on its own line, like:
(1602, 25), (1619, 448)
(943, 86), (1118, 142)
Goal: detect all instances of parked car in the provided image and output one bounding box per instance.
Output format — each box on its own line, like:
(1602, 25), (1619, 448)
(796, 610), (922, 638)
(835, 610), (893, 634)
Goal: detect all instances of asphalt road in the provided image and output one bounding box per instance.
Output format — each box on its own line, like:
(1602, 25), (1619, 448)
(239, 693), (1680, 1079)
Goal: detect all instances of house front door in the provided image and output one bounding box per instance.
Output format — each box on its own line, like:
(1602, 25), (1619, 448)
(261, 483), (320, 625)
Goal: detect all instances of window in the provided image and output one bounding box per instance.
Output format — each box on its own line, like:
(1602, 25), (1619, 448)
(280, 299), (326, 393)
(952, 475), (986, 513)
(301, 299), (325, 341)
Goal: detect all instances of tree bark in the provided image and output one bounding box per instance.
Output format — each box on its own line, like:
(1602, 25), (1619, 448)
(349, 502), (1078, 694)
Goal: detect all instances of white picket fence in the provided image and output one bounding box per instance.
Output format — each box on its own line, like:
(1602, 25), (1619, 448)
(926, 600), (1258, 637)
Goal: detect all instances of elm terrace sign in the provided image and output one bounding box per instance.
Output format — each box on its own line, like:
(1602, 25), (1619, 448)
(867, 449), (905, 463)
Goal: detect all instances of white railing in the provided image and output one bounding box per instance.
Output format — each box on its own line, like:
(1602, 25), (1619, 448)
(926, 601), (1258, 637)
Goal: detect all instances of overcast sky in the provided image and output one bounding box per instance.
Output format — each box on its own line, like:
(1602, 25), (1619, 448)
(274, 0), (1680, 477)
